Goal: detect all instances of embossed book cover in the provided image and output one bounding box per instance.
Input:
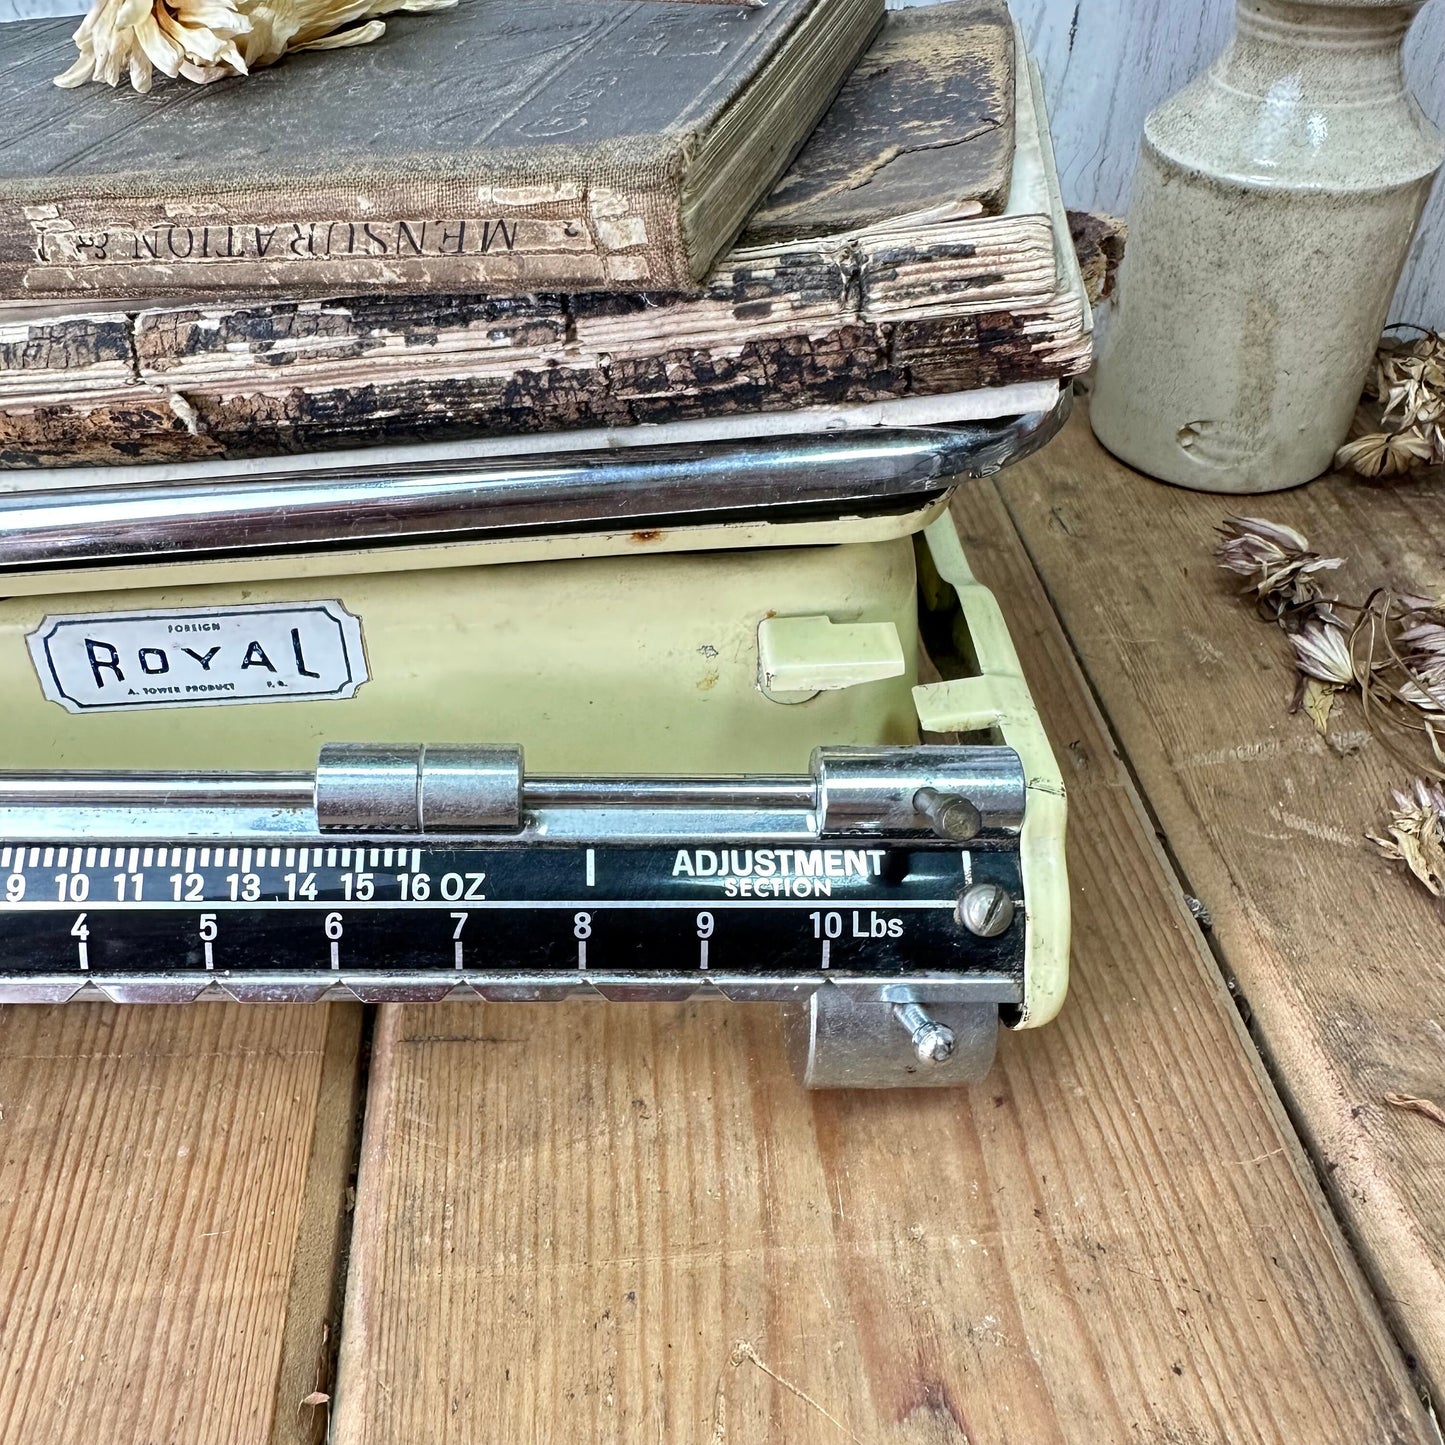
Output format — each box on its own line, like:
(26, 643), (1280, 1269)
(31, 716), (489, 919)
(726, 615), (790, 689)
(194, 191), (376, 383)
(0, 0), (881, 300)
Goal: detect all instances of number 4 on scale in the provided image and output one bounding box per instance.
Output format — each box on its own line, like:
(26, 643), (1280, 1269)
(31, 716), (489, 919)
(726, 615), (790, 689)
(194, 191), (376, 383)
(70, 913), (89, 970)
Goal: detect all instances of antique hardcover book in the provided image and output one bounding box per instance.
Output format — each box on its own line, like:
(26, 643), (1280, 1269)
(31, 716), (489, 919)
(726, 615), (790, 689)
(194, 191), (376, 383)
(0, 0), (881, 300)
(0, 1), (1100, 469)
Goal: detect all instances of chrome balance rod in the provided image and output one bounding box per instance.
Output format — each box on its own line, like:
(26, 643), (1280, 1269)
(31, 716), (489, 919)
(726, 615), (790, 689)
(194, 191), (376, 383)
(0, 406), (1066, 572)
(0, 773), (316, 810)
(0, 743), (1027, 845)
(0, 771), (813, 816)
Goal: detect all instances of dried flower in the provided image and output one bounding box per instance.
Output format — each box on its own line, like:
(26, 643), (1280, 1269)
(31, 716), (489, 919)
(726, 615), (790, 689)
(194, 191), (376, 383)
(1394, 593), (1445, 615)
(1213, 515), (1309, 574)
(55, 0), (454, 92)
(1368, 777), (1445, 896)
(1334, 427), (1435, 479)
(55, 0), (246, 88)
(1290, 619), (1354, 686)
(1398, 616), (1445, 660)
(1399, 666), (1445, 717)
(1288, 618), (1354, 735)
(1214, 515), (1344, 627)
(1211, 512), (1445, 778)
(1352, 589), (1445, 779)
(1395, 776), (1445, 817)
(1378, 348), (1445, 424)
(1337, 327), (1445, 478)
(1395, 614), (1445, 716)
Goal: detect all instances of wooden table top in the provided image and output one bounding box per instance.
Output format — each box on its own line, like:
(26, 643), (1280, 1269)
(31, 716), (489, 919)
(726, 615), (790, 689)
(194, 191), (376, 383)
(0, 400), (1438, 1444)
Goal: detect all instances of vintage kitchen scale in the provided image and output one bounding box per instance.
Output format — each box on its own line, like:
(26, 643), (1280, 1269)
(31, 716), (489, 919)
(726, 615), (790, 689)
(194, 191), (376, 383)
(0, 386), (1070, 1086)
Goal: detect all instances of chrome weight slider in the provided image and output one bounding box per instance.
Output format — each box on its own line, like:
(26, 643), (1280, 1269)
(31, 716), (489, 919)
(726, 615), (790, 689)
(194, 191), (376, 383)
(307, 742), (1024, 842)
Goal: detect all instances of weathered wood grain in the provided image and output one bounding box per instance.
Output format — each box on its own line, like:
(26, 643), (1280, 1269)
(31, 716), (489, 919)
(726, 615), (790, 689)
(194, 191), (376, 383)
(331, 498), (1428, 1445)
(998, 401), (1445, 1395)
(0, 0), (77, 15)
(0, 1003), (361, 1445)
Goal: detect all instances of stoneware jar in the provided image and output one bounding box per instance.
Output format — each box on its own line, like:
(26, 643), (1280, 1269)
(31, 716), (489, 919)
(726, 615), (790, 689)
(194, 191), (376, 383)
(1090, 0), (1443, 493)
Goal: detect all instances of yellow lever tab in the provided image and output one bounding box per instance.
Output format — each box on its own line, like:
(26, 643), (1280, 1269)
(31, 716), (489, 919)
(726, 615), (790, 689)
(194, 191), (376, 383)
(757, 614), (906, 704)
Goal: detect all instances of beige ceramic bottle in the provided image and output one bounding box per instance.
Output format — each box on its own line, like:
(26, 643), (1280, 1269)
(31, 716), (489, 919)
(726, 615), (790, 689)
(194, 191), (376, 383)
(1090, 0), (1443, 493)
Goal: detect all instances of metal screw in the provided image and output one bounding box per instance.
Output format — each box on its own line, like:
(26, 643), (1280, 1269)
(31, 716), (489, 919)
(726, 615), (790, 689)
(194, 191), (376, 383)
(956, 881), (1015, 938)
(912, 787), (982, 841)
(892, 1002), (956, 1064)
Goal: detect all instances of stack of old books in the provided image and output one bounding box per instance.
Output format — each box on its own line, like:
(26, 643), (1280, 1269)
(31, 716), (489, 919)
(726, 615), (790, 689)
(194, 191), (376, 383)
(0, 0), (1095, 467)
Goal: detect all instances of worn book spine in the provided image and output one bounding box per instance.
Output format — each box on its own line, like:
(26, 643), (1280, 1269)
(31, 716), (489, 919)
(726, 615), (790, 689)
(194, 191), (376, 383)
(0, 286), (1103, 468)
(0, 212), (1129, 469)
(0, 307), (1086, 468)
(0, 140), (696, 301)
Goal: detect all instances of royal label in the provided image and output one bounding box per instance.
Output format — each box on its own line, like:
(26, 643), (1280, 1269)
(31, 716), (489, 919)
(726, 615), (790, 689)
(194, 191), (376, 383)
(27, 601), (368, 713)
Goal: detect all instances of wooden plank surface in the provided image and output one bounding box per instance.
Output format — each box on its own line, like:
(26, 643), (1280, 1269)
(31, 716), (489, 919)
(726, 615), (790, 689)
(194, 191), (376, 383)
(332, 489), (1428, 1445)
(999, 401), (1445, 1396)
(0, 1003), (361, 1445)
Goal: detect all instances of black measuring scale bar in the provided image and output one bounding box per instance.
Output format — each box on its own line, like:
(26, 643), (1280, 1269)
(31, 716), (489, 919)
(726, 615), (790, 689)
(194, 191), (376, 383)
(0, 743), (1027, 1007)
(0, 839), (1022, 984)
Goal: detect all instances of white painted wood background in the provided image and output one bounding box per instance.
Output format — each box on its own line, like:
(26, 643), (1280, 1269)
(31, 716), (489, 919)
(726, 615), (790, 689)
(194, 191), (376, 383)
(3, 0), (1442, 327)
(897, 0), (1445, 332)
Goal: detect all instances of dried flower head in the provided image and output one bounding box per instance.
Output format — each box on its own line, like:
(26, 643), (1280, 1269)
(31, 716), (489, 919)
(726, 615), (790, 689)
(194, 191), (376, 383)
(1206, 448), (1445, 777)
(56, 0), (455, 92)
(1351, 588), (1445, 779)
(1290, 620), (1354, 686)
(1399, 666), (1445, 717)
(1335, 427), (1435, 479)
(1213, 515), (1308, 574)
(1337, 327), (1445, 478)
(1378, 345), (1445, 424)
(1368, 777), (1445, 896)
(1400, 622), (1445, 665)
(1213, 515), (1344, 627)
